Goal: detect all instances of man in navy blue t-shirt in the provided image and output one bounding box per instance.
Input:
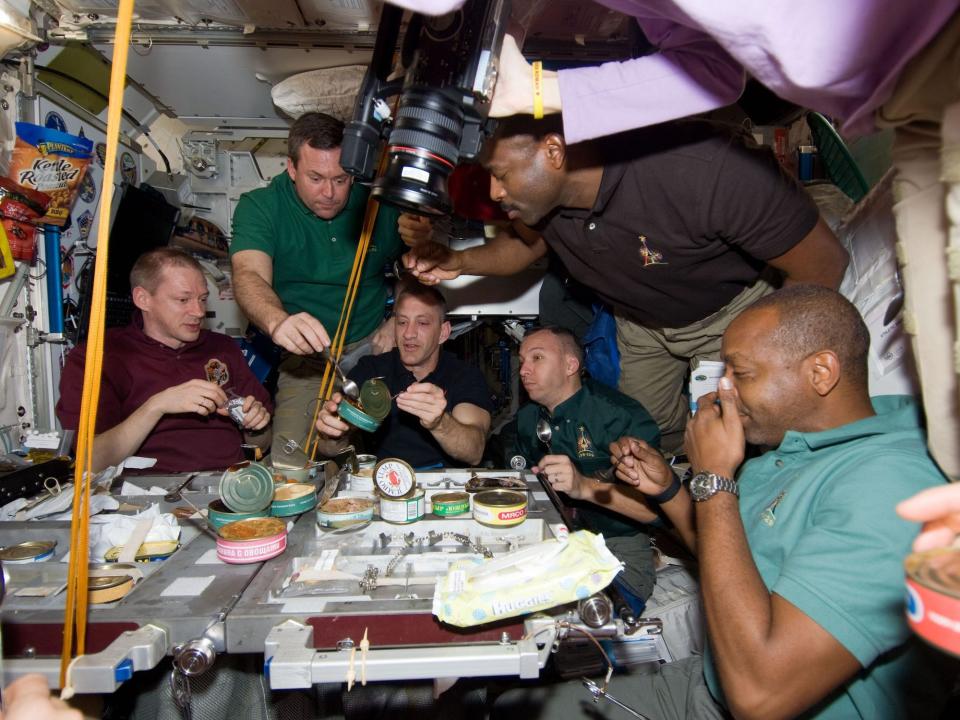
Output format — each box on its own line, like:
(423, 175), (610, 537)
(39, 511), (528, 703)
(316, 285), (493, 468)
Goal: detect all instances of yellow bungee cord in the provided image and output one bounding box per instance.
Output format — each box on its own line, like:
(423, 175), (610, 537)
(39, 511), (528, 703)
(59, 0), (135, 693)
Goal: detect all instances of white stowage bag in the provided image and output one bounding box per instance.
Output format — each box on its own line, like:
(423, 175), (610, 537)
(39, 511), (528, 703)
(271, 66), (368, 121)
(433, 530), (623, 628)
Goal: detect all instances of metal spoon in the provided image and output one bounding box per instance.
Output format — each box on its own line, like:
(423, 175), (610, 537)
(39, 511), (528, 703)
(176, 494), (222, 540)
(164, 472), (199, 503)
(320, 350), (359, 400)
(534, 418), (579, 530)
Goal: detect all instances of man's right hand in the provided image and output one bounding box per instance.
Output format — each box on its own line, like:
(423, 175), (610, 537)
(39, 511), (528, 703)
(402, 242), (464, 286)
(610, 437), (674, 496)
(149, 379), (228, 418)
(269, 312), (331, 355)
(316, 392), (350, 439)
(398, 213), (434, 247)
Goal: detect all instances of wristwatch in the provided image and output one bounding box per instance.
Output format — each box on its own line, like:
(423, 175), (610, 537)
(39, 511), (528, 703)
(688, 471), (739, 503)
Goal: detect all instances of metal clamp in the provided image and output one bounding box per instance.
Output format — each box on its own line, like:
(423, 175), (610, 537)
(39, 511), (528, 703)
(65, 624), (168, 693)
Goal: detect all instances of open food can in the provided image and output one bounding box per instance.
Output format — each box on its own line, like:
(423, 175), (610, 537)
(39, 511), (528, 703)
(270, 483), (318, 517)
(216, 517), (287, 564)
(906, 548), (960, 657)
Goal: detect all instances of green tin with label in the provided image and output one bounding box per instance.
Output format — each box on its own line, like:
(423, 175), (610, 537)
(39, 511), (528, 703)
(431, 492), (470, 517)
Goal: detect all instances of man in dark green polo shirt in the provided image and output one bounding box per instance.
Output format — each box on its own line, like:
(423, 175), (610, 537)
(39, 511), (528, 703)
(509, 325), (664, 605)
(231, 112), (406, 457)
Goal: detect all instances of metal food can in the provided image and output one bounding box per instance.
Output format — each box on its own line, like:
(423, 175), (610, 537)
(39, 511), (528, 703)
(380, 490), (425, 524)
(374, 458), (417, 499)
(905, 548), (960, 657)
(356, 454), (377, 471)
(0, 540), (56, 563)
(317, 497), (375, 528)
(219, 461), (275, 513)
(207, 499), (268, 530)
(432, 491), (470, 517)
(473, 490), (527, 527)
(270, 483), (318, 517)
(216, 517), (287, 564)
(87, 573), (135, 604)
(104, 541), (179, 563)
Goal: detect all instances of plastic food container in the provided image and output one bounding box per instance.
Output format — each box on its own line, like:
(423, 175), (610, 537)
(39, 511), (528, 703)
(219, 461), (274, 513)
(473, 490), (527, 527)
(432, 492), (470, 517)
(380, 490), (426, 524)
(270, 483), (318, 517)
(906, 548), (960, 657)
(317, 497), (375, 528)
(216, 517), (287, 564)
(207, 499), (268, 530)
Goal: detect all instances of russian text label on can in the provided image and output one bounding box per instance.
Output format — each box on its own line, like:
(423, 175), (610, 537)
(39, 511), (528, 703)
(905, 548), (960, 657)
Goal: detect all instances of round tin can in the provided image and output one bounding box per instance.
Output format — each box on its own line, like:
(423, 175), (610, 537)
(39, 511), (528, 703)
(338, 399), (382, 432)
(104, 541), (179, 563)
(219, 461), (274, 513)
(380, 490), (425, 524)
(88, 573), (135, 604)
(207, 499), (268, 530)
(356, 454), (377, 471)
(270, 483), (318, 517)
(0, 540), (56, 563)
(216, 517), (287, 564)
(317, 497), (375, 528)
(374, 458), (416, 499)
(359, 378), (392, 421)
(432, 492), (470, 517)
(473, 490), (527, 527)
(905, 548), (960, 657)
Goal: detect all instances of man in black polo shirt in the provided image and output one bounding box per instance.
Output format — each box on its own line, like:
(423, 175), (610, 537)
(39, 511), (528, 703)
(315, 284), (493, 468)
(403, 118), (849, 452)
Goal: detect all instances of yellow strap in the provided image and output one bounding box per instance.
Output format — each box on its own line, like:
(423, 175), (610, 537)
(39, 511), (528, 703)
(304, 148), (392, 458)
(60, 0), (135, 688)
(532, 61), (544, 120)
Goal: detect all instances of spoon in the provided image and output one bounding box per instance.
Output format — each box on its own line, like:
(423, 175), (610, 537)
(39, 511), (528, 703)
(320, 350), (360, 400)
(164, 472), (199, 503)
(533, 419), (579, 530)
(176, 495), (222, 540)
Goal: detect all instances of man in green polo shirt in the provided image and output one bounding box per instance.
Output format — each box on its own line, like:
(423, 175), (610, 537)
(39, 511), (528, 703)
(231, 112), (406, 457)
(493, 286), (950, 719)
(509, 325), (663, 605)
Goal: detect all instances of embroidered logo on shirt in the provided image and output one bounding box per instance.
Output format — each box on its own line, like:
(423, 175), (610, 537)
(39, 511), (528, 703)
(576, 425), (597, 458)
(760, 490), (786, 527)
(204, 358), (230, 387)
(638, 234), (667, 267)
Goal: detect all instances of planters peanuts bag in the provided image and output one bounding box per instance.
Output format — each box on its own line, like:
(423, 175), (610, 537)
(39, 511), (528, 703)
(7, 122), (93, 226)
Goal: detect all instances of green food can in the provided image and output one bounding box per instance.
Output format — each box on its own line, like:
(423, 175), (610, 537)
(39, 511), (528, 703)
(219, 461), (274, 513)
(207, 499), (268, 530)
(270, 483), (318, 517)
(432, 492), (470, 517)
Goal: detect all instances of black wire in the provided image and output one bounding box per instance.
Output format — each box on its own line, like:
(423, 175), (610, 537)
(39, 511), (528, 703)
(4, 59), (173, 176)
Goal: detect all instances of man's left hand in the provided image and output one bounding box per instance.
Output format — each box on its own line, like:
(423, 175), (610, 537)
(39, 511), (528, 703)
(218, 395), (270, 431)
(533, 454), (587, 499)
(395, 382), (447, 430)
(685, 377), (744, 478)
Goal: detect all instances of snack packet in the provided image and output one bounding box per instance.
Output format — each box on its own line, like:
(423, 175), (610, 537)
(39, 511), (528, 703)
(0, 176), (51, 262)
(7, 122), (93, 226)
(433, 530), (623, 627)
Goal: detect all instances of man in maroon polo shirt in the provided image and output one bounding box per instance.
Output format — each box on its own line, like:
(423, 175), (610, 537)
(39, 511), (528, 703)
(56, 247), (272, 473)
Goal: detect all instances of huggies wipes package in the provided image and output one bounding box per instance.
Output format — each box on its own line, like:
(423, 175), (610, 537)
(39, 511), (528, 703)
(433, 530), (622, 627)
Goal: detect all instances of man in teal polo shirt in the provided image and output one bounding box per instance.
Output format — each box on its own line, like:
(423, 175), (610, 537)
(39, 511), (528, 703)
(231, 112), (405, 456)
(493, 286), (950, 719)
(509, 325), (663, 605)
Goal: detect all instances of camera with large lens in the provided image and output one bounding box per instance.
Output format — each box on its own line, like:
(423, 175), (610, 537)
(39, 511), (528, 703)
(340, 0), (510, 216)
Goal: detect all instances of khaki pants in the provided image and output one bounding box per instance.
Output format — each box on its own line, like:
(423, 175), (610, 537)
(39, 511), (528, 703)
(877, 10), (960, 479)
(270, 335), (373, 459)
(616, 280), (773, 454)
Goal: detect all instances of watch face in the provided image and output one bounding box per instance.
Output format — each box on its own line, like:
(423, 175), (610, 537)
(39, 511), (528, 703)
(689, 473), (713, 502)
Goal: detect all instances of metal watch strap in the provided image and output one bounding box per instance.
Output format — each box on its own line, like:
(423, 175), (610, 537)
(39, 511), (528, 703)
(690, 471), (739, 502)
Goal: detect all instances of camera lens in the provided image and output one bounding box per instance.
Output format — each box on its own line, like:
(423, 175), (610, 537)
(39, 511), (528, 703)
(372, 86), (464, 216)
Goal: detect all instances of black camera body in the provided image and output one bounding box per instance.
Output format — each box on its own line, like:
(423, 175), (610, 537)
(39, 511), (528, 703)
(341, 0), (510, 216)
